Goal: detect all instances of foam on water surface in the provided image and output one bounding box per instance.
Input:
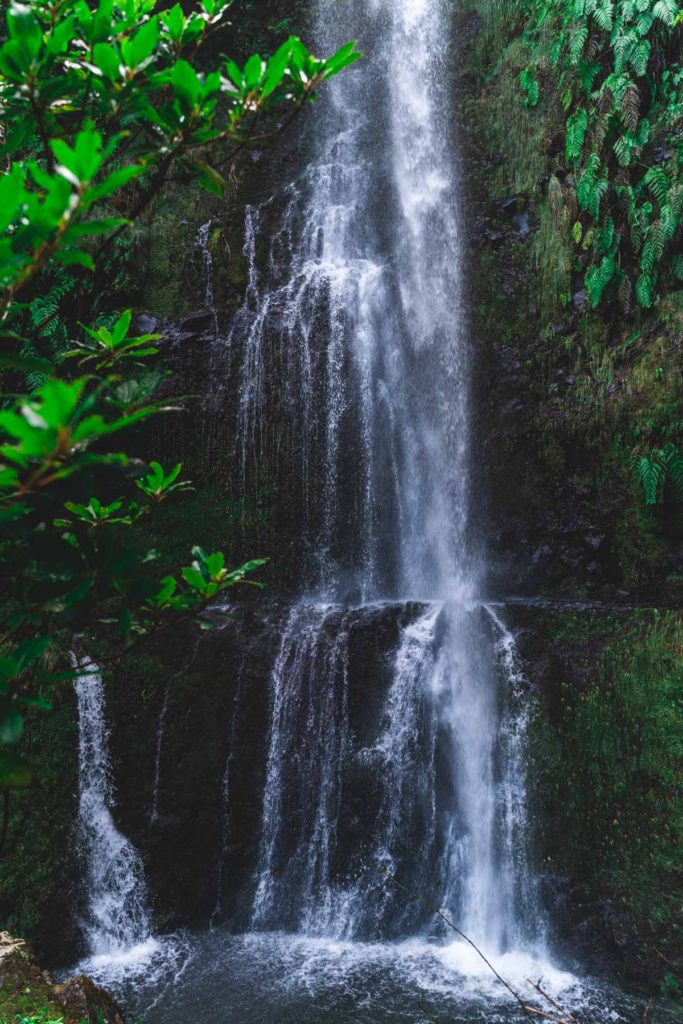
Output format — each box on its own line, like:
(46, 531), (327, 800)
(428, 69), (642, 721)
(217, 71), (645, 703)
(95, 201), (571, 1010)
(86, 930), (647, 1024)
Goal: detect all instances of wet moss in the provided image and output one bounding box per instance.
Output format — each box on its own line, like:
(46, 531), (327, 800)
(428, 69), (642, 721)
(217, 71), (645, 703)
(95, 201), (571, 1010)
(517, 607), (683, 983)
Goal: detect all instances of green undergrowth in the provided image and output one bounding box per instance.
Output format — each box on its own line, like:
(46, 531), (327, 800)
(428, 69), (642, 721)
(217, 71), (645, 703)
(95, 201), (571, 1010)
(530, 610), (683, 981)
(0, 1002), (66, 1024)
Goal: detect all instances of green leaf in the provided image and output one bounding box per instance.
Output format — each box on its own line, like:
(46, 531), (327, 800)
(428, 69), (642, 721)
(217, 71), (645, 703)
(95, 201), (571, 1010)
(122, 16), (159, 68)
(172, 58), (202, 107)
(7, 3), (43, 59)
(244, 53), (265, 89)
(93, 42), (121, 80)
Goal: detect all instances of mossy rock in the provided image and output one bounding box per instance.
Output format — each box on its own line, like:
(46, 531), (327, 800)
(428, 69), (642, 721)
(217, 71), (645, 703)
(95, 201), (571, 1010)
(0, 934), (123, 1024)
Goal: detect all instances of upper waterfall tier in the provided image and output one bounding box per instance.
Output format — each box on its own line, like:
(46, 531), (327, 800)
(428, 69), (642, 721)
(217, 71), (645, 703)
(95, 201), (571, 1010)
(230, 0), (472, 603)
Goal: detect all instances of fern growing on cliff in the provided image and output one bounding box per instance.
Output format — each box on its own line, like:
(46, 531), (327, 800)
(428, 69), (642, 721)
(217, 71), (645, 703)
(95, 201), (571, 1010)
(518, 0), (683, 310)
(633, 444), (683, 505)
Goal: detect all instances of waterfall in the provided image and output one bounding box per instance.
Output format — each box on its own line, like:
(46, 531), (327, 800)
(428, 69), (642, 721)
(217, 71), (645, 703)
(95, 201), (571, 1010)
(228, 0), (544, 959)
(251, 605), (352, 933)
(73, 657), (152, 957)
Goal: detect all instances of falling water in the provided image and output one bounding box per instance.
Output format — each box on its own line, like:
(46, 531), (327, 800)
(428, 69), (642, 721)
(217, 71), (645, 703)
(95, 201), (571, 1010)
(232, 0), (541, 958)
(251, 605), (352, 933)
(212, 657), (247, 925)
(73, 657), (152, 956)
(149, 683), (170, 826)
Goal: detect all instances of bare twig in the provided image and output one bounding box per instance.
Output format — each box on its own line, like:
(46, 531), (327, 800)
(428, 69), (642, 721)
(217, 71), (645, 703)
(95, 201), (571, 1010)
(527, 979), (581, 1024)
(389, 877), (584, 1024)
(389, 877), (533, 1018)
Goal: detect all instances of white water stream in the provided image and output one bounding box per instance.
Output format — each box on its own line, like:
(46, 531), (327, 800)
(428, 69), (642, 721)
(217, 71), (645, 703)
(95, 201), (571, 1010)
(73, 657), (153, 959)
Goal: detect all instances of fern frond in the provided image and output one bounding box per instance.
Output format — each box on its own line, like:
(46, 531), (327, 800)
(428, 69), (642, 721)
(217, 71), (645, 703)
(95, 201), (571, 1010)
(664, 447), (683, 504)
(618, 272), (633, 313)
(637, 454), (665, 504)
(570, 24), (589, 64)
(566, 107), (589, 162)
(620, 83), (641, 131)
(593, 0), (615, 31)
(653, 0), (677, 27)
(628, 38), (650, 77)
(635, 270), (655, 307)
(644, 167), (670, 205)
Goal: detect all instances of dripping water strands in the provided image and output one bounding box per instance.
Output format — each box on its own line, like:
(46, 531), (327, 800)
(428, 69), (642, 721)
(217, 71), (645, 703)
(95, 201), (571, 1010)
(196, 221), (215, 308)
(196, 220), (219, 340)
(251, 604), (352, 935)
(211, 652), (248, 927)
(150, 640), (202, 828)
(149, 683), (170, 827)
(72, 655), (152, 958)
(486, 605), (547, 953)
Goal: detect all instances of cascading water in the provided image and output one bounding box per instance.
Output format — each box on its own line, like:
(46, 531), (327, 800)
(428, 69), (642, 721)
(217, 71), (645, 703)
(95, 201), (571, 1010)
(73, 657), (152, 957)
(234, 0), (539, 959)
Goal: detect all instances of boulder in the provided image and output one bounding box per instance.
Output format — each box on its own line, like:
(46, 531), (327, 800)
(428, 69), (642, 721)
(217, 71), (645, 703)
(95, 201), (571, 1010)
(0, 932), (124, 1024)
(56, 975), (125, 1024)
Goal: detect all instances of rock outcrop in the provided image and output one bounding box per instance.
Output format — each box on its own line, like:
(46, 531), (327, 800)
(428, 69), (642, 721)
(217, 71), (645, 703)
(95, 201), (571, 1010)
(0, 933), (123, 1024)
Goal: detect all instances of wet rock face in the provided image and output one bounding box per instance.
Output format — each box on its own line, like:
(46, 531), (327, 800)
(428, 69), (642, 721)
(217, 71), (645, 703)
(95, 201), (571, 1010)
(104, 600), (424, 936)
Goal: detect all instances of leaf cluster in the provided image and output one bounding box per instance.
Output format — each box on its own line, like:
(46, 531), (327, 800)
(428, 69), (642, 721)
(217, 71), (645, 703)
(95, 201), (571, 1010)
(0, 0), (359, 786)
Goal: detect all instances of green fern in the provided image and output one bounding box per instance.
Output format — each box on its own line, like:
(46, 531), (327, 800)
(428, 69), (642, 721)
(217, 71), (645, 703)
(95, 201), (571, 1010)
(577, 153), (609, 218)
(585, 254), (617, 306)
(635, 270), (655, 307)
(644, 167), (670, 205)
(26, 271), (75, 389)
(566, 107), (589, 161)
(652, 0), (678, 26)
(519, 66), (540, 107)
(634, 445), (683, 506)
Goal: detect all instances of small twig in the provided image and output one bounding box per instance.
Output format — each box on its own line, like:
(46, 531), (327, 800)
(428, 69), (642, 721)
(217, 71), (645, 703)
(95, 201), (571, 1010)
(521, 1005), (577, 1024)
(389, 877), (533, 1018)
(642, 997), (653, 1023)
(653, 948), (677, 969)
(527, 979), (581, 1024)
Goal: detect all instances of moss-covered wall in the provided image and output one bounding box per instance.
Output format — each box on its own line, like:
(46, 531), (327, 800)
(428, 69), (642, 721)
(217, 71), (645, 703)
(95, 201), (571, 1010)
(506, 607), (683, 987)
(0, 688), (81, 964)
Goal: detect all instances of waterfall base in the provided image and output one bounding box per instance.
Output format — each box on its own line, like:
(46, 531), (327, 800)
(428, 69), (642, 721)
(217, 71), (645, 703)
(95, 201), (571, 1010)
(80, 929), (665, 1024)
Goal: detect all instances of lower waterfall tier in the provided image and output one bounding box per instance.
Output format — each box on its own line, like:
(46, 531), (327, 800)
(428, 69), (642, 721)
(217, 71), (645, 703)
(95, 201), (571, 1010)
(97, 598), (539, 956)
